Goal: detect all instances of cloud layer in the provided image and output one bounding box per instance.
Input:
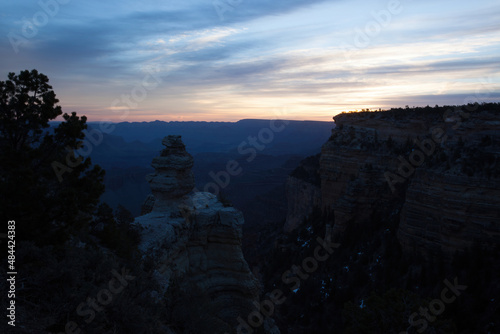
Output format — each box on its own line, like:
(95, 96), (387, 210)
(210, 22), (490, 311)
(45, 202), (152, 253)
(1, 0), (499, 121)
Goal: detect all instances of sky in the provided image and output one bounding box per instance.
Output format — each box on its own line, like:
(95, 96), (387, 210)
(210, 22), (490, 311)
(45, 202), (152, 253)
(1, 0), (500, 122)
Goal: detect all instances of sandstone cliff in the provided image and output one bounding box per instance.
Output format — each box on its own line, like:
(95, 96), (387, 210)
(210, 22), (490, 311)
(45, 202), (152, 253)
(284, 154), (322, 233)
(286, 104), (500, 259)
(134, 136), (277, 333)
(284, 177), (321, 233)
(398, 169), (500, 260)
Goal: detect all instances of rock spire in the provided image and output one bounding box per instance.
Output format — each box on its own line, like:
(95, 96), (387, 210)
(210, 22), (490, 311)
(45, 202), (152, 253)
(146, 135), (195, 211)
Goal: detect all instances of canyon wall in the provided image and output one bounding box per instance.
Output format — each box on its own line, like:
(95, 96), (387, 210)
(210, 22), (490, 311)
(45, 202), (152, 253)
(284, 176), (321, 233)
(398, 169), (500, 259)
(286, 105), (500, 259)
(284, 154), (322, 233)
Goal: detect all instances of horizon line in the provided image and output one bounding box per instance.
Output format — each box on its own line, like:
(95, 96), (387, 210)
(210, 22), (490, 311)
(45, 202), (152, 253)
(49, 118), (336, 124)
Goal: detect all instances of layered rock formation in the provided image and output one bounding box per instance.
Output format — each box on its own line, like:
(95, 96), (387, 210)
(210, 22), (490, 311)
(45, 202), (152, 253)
(134, 135), (276, 333)
(145, 135), (195, 211)
(284, 154), (322, 233)
(319, 129), (398, 234)
(398, 169), (500, 260)
(284, 177), (321, 232)
(286, 105), (500, 259)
